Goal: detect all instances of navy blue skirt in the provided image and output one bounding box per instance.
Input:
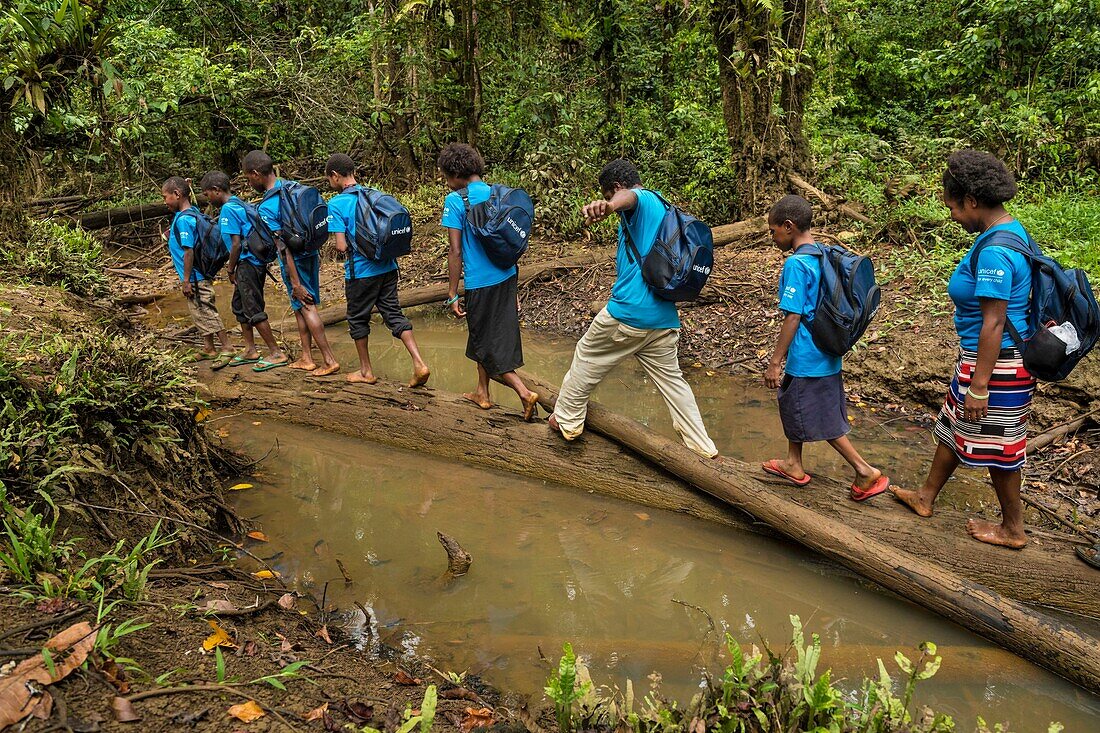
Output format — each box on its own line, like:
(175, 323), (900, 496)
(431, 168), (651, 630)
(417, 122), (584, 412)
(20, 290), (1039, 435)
(778, 373), (850, 443)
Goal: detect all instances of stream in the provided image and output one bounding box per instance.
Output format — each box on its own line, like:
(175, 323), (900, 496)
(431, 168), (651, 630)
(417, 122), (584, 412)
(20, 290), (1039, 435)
(144, 286), (1100, 727)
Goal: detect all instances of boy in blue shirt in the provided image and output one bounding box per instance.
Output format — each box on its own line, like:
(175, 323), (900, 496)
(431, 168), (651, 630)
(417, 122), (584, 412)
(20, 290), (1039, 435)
(439, 143), (539, 420)
(199, 170), (288, 372)
(160, 176), (233, 361)
(242, 150), (340, 376)
(762, 195), (887, 501)
(548, 159), (717, 458)
(324, 153), (430, 387)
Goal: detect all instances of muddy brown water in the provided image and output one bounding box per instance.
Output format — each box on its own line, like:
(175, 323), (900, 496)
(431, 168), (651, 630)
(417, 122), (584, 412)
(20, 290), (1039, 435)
(148, 287), (1099, 726)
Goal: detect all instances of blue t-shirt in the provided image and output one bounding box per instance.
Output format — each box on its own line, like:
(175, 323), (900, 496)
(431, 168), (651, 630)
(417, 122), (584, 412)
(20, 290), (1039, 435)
(168, 207), (204, 282)
(327, 185), (398, 281)
(219, 196), (261, 267)
(441, 180), (516, 290)
(778, 244), (841, 377)
(947, 220), (1032, 351)
(607, 189), (680, 330)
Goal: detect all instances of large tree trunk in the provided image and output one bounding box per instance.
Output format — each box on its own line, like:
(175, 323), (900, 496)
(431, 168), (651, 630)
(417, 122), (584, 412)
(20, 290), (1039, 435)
(712, 0), (814, 216)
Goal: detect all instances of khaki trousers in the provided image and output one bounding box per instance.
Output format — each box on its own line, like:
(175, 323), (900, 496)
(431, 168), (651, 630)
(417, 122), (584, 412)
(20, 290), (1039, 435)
(553, 308), (718, 458)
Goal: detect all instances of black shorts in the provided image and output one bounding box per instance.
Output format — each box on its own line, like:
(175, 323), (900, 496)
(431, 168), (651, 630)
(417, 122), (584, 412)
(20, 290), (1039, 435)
(777, 372), (851, 443)
(346, 270), (412, 341)
(465, 274), (522, 377)
(232, 260), (269, 326)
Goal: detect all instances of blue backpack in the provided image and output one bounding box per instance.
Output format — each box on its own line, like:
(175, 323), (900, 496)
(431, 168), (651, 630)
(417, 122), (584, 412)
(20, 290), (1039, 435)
(241, 200), (278, 264)
(353, 187), (413, 261)
(459, 184), (533, 269)
(276, 181), (329, 255)
(621, 191), (713, 302)
(970, 231), (1099, 382)
(172, 209), (228, 279)
(803, 244), (881, 357)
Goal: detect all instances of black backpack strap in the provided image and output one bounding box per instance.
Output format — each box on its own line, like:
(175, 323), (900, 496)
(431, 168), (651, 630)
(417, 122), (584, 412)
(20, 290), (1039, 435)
(618, 193), (645, 266)
(968, 229), (1035, 352)
(457, 186), (471, 212)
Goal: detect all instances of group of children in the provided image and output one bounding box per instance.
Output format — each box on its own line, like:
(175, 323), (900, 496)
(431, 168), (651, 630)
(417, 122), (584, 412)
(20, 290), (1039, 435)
(162, 146), (888, 503)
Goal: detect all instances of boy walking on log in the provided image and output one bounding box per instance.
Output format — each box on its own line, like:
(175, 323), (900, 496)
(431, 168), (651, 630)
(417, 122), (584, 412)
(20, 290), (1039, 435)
(160, 176), (233, 361)
(762, 194), (888, 501)
(548, 159), (718, 458)
(242, 150), (339, 376)
(324, 153), (430, 386)
(199, 170), (288, 371)
(439, 143), (539, 420)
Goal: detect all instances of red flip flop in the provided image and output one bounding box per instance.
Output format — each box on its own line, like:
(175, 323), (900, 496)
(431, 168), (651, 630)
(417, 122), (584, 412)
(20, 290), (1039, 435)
(761, 459), (812, 487)
(850, 475), (890, 502)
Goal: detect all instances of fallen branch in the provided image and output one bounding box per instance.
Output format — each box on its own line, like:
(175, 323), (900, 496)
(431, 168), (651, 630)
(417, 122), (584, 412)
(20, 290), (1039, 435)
(1028, 407), (1100, 453)
(0, 608), (87, 643)
(787, 173), (873, 225)
(437, 532), (472, 577)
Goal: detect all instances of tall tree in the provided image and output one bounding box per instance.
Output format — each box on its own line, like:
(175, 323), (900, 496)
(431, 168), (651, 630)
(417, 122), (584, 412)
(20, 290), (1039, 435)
(711, 0), (813, 217)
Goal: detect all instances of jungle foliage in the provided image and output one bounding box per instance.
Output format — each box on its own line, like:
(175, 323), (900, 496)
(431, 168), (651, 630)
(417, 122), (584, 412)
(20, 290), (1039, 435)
(1, 0), (1097, 227)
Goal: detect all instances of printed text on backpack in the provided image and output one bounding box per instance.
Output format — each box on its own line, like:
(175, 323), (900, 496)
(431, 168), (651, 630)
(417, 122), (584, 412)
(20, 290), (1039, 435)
(621, 190), (713, 302)
(970, 231), (1099, 381)
(459, 184), (533, 269)
(278, 182), (329, 255)
(353, 187), (413, 262)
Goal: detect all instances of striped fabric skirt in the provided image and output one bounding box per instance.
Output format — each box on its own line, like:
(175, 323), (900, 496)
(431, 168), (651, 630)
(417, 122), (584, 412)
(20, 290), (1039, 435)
(932, 348), (1036, 471)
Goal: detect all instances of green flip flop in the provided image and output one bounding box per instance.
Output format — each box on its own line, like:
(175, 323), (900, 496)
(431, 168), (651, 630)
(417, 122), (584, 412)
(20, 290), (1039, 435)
(228, 355), (261, 367)
(252, 358), (289, 372)
(210, 354), (236, 371)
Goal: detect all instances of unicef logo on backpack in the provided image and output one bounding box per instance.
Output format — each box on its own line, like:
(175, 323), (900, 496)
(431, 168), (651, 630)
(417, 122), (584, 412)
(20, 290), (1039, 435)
(693, 264), (712, 275)
(506, 216), (527, 240)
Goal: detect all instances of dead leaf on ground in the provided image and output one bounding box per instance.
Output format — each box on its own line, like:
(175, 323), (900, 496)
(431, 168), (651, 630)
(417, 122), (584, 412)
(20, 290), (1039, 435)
(228, 482), (253, 491)
(34, 597), (77, 615)
(209, 581), (230, 590)
(304, 702), (329, 722)
(29, 691), (53, 720)
(322, 711), (341, 732)
(315, 625), (332, 644)
(100, 659), (131, 693)
(277, 593), (296, 610)
(227, 700), (265, 723)
(252, 569), (280, 579)
(112, 696), (141, 723)
(202, 599), (238, 614)
(393, 669), (421, 685)
(275, 632), (295, 652)
(634, 512), (650, 521)
(202, 620), (237, 651)
(440, 687), (482, 703)
(460, 707), (494, 732)
(0, 622), (96, 728)
(247, 531), (269, 542)
(689, 716), (705, 733)
(343, 700), (374, 722)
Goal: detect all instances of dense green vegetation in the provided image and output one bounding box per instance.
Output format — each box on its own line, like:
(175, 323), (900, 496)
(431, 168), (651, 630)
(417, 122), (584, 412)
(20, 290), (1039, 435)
(2, 0), (1097, 233)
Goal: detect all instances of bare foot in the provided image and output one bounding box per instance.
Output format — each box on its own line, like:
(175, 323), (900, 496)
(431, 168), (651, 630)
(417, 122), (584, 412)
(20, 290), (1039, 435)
(347, 371), (378, 385)
(548, 414), (560, 432)
(521, 392), (540, 422)
(966, 519), (1027, 549)
(312, 362), (341, 377)
(289, 358), (317, 371)
(409, 365), (431, 388)
(889, 487), (934, 518)
(462, 392), (493, 410)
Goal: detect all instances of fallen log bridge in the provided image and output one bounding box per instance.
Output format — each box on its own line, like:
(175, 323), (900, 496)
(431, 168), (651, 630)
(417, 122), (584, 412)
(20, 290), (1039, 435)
(201, 367), (1100, 692)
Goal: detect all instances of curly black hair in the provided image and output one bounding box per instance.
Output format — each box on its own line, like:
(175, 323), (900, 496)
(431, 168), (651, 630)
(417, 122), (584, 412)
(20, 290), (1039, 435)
(943, 150), (1017, 206)
(597, 159), (641, 191)
(325, 153), (355, 177)
(437, 143), (484, 178)
(242, 149), (274, 176)
(198, 170), (231, 193)
(161, 176), (191, 197)
(769, 194), (813, 232)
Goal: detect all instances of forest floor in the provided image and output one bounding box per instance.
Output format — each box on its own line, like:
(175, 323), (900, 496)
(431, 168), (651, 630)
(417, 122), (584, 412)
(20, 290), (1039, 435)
(3, 207), (1098, 731)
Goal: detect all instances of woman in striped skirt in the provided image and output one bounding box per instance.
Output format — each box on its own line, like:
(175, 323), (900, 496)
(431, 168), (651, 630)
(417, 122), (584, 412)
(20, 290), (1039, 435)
(891, 150), (1035, 549)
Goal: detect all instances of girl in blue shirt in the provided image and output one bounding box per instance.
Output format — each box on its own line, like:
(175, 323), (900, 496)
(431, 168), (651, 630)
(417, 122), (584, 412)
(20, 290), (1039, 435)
(892, 150), (1036, 550)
